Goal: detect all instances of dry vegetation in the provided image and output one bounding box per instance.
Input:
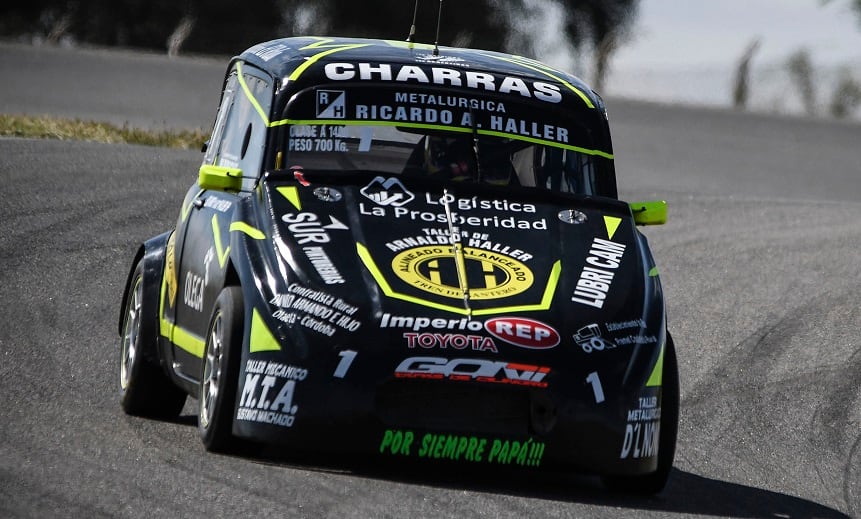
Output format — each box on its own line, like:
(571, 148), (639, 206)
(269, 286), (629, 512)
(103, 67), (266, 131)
(0, 114), (207, 149)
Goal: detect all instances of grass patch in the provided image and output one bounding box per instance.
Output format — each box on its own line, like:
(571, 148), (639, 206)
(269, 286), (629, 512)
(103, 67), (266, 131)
(0, 113), (207, 149)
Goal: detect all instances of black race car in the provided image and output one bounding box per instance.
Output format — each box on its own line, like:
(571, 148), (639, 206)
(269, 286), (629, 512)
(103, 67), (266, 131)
(118, 36), (678, 493)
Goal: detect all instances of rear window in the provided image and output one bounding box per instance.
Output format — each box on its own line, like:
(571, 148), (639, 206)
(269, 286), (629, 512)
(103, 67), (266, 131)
(279, 86), (613, 196)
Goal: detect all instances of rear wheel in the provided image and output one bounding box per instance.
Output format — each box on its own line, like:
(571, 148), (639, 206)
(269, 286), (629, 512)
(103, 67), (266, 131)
(199, 286), (244, 452)
(119, 258), (186, 418)
(603, 332), (679, 494)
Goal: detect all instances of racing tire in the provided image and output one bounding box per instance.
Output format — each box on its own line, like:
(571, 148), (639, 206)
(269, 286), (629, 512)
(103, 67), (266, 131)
(120, 258), (187, 419)
(198, 286), (244, 452)
(603, 332), (679, 495)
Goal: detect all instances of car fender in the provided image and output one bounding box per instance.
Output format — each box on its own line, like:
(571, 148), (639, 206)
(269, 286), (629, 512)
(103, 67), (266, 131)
(118, 231), (172, 365)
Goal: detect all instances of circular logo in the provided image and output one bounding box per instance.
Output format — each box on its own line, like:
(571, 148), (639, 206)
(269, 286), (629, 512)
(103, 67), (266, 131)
(485, 317), (560, 349)
(391, 246), (534, 300)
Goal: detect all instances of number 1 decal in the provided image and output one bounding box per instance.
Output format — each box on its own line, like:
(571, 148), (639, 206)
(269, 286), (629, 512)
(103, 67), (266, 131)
(333, 350), (357, 378)
(586, 371), (605, 403)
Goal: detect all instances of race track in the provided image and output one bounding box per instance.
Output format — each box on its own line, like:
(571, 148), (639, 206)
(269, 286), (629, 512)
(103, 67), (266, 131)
(1, 43), (859, 518)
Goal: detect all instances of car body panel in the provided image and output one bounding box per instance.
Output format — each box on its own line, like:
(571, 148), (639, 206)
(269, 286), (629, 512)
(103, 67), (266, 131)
(120, 36), (673, 478)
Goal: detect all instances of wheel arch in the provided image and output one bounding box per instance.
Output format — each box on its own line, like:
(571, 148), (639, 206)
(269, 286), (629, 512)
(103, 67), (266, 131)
(118, 231), (172, 361)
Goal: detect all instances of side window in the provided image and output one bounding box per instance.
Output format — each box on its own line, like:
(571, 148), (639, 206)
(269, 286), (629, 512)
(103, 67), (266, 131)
(203, 73), (239, 166)
(214, 67), (273, 190)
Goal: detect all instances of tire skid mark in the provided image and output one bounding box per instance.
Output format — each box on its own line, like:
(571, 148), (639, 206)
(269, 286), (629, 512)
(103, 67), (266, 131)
(684, 288), (861, 512)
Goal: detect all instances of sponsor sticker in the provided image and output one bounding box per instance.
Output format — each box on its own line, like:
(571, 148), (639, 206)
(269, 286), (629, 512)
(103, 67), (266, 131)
(323, 62), (563, 104)
(280, 212), (349, 284)
(361, 176), (415, 207)
(183, 271), (205, 312)
(165, 233), (178, 307)
(395, 356), (549, 388)
(204, 196), (232, 212)
(484, 317), (560, 350)
(271, 284), (361, 336)
(392, 245), (534, 300)
(403, 332), (498, 353)
(237, 360), (308, 428)
(379, 429), (546, 467)
(571, 237), (626, 309)
(572, 323), (617, 353)
(316, 90), (346, 119)
(620, 395), (661, 459)
(288, 124), (350, 153)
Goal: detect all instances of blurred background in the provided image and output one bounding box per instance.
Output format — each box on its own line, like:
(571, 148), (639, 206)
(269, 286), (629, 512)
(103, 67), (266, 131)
(2, 0), (860, 120)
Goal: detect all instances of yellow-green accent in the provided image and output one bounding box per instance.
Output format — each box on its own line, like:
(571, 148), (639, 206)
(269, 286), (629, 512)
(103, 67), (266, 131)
(283, 119), (614, 159)
(159, 266), (206, 358)
(250, 308), (281, 352)
(236, 61), (270, 126)
(172, 325), (206, 358)
(230, 221), (265, 240)
(630, 200), (668, 226)
(212, 215), (230, 268)
(479, 53), (595, 109)
(157, 220), (260, 360)
(383, 39), (436, 50)
(645, 342), (665, 387)
(159, 315), (206, 358)
(289, 39), (372, 82)
(476, 129), (614, 159)
(276, 186), (302, 210)
(199, 164), (243, 192)
(357, 243), (561, 316)
(181, 189), (203, 222)
(649, 266), (659, 277)
(603, 216), (622, 240)
(159, 261), (170, 336)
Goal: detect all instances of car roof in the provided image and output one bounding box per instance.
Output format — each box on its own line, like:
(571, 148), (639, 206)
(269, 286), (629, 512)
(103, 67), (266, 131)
(236, 36), (603, 112)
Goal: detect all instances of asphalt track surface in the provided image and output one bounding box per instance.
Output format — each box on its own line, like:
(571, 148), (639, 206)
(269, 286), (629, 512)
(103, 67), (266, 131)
(1, 42), (860, 518)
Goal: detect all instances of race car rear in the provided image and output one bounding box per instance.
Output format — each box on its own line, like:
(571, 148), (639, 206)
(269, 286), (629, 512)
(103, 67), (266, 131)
(228, 171), (673, 485)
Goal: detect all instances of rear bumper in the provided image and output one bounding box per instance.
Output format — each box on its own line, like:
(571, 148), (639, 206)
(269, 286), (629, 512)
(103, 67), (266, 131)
(231, 370), (663, 477)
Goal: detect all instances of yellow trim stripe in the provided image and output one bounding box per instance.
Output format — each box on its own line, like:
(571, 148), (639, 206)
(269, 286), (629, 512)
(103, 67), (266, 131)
(289, 40), (371, 82)
(250, 308), (281, 352)
(604, 216), (622, 240)
(473, 261), (560, 316)
(236, 61), (270, 126)
(230, 221), (265, 240)
(358, 242), (470, 315)
(645, 341), (665, 387)
(383, 39), (436, 51)
(159, 270), (205, 359)
(477, 129), (614, 159)
(276, 186), (302, 211)
(159, 262), (170, 337)
(479, 53), (595, 109)
(283, 119), (613, 159)
(171, 325), (206, 358)
(357, 243), (561, 316)
(212, 215), (230, 268)
(181, 189), (203, 222)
